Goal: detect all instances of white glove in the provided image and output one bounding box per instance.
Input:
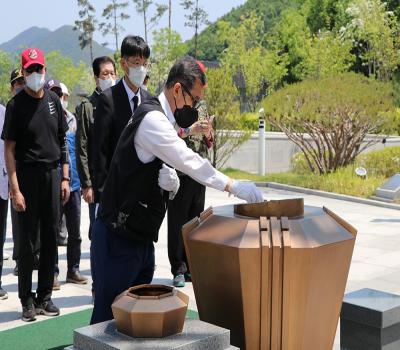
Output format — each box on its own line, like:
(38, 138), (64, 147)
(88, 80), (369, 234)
(230, 180), (264, 203)
(158, 164), (180, 199)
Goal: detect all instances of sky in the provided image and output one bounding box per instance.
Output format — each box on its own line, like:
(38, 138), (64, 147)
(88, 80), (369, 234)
(1, 0), (247, 47)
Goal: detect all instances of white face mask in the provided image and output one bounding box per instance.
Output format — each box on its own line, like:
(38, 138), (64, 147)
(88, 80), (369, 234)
(26, 72), (45, 92)
(98, 77), (116, 91)
(61, 99), (68, 110)
(128, 66), (147, 88)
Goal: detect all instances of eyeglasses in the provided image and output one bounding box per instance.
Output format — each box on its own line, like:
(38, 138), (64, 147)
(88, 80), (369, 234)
(124, 57), (151, 69)
(25, 64), (44, 74)
(181, 84), (200, 107)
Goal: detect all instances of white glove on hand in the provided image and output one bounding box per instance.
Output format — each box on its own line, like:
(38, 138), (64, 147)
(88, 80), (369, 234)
(230, 180), (264, 203)
(158, 164), (180, 199)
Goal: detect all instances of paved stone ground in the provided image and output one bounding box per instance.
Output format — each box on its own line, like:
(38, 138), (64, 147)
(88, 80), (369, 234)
(1, 187), (400, 350)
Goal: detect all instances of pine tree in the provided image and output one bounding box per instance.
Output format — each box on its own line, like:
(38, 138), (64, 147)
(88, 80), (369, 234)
(74, 0), (97, 62)
(132, 0), (168, 42)
(180, 0), (209, 58)
(100, 0), (130, 52)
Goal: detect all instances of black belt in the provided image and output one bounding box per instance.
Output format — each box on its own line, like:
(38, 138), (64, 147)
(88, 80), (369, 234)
(16, 161), (59, 171)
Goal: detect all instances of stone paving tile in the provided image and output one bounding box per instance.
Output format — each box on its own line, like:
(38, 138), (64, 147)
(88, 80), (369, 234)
(0, 186), (399, 350)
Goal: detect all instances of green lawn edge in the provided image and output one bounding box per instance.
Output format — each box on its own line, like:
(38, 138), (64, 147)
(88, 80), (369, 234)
(222, 168), (388, 199)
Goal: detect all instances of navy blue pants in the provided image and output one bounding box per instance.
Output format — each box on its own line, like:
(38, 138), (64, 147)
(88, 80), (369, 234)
(90, 219), (155, 324)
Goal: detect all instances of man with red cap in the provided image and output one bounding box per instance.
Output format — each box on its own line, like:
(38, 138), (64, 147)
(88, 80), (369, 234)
(2, 48), (70, 322)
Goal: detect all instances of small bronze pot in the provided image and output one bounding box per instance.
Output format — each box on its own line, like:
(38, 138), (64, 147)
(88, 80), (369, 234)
(112, 284), (189, 338)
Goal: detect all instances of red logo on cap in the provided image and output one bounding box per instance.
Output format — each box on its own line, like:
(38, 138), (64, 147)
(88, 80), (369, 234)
(29, 49), (38, 59)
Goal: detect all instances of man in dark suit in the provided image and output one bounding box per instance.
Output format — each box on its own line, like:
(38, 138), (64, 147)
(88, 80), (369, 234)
(93, 36), (152, 200)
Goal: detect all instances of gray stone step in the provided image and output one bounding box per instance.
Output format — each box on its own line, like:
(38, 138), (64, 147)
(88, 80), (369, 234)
(70, 318), (236, 350)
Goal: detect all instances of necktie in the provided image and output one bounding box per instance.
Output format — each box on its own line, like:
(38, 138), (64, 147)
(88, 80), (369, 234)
(132, 95), (139, 113)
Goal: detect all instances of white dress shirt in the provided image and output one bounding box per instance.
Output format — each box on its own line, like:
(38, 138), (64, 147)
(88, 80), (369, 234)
(133, 92), (229, 191)
(0, 105), (8, 200)
(122, 77), (141, 113)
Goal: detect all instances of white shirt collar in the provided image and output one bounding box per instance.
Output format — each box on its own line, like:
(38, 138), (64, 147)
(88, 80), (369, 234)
(122, 77), (141, 105)
(158, 91), (175, 125)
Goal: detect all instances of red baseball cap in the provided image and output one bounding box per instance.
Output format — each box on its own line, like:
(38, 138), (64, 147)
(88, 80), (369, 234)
(196, 60), (208, 88)
(196, 60), (207, 73)
(21, 48), (45, 69)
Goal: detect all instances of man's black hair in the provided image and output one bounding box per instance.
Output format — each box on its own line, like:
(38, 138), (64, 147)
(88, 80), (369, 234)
(121, 35), (150, 59)
(92, 56), (116, 77)
(165, 56), (206, 90)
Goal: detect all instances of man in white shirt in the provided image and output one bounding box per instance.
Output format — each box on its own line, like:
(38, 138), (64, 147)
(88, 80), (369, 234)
(90, 57), (263, 324)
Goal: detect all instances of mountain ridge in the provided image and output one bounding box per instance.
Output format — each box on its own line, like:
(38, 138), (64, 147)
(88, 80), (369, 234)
(0, 25), (113, 65)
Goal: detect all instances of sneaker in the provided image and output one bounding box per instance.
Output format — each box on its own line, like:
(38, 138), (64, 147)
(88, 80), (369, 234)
(184, 272), (192, 282)
(22, 304), (36, 322)
(53, 275), (61, 290)
(35, 299), (60, 317)
(66, 271), (88, 284)
(0, 287), (8, 300)
(173, 274), (185, 288)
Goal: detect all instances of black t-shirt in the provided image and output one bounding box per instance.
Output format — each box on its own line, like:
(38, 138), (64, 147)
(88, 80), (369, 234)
(2, 89), (68, 164)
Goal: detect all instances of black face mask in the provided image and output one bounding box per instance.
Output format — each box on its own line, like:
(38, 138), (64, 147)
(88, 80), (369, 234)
(173, 88), (199, 128)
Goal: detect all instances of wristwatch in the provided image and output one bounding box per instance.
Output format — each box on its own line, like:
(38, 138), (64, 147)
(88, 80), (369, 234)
(61, 176), (71, 182)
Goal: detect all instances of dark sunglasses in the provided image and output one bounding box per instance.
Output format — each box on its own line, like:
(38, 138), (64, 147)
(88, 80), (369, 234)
(181, 84), (200, 107)
(25, 64), (44, 74)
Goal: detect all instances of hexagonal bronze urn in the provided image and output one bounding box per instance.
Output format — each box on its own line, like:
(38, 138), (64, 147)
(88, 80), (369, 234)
(111, 284), (189, 338)
(183, 198), (357, 350)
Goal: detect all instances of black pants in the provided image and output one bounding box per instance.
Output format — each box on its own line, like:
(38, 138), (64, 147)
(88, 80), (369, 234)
(0, 198), (8, 286)
(17, 165), (60, 306)
(167, 175), (205, 276)
(55, 190), (82, 274)
(11, 205), (40, 263)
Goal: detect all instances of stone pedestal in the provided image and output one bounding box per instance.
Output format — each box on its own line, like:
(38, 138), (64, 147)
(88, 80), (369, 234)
(341, 288), (400, 350)
(65, 318), (238, 350)
(372, 174), (400, 203)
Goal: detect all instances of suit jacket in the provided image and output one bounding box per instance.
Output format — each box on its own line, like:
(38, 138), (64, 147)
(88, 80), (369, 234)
(93, 79), (152, 198)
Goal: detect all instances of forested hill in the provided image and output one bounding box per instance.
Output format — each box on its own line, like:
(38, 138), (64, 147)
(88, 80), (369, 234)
(186, 0), (300, 60)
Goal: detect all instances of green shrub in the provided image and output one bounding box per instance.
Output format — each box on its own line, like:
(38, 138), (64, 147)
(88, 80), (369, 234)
(239, 112), (259, 130)
(292, 146), (400, 178)
(291, 152), (313, 174)
(357, 146), (400, 178)
(263, 73), (397, 174)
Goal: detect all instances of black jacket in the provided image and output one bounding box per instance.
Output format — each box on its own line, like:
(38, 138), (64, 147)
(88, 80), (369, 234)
(92, 79), (152, 199)
(99, 98), (167, 243)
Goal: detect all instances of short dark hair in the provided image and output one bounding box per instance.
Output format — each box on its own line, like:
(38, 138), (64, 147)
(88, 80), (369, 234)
(92, 56), (116, 77)
(165, 56), (207, 90)
(121, 35), (150, 59)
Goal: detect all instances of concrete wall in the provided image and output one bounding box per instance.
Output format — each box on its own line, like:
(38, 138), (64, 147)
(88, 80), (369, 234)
(223, 131), (400, 174)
